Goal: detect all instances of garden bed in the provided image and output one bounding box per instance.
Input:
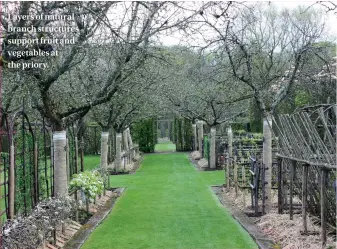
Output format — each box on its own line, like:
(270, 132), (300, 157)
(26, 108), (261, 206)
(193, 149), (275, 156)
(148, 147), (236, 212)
(35, 188), (124, 249)
(218, 186), (336, 249)
(63, 188), (125, 249)
(212, 186), (274, 249)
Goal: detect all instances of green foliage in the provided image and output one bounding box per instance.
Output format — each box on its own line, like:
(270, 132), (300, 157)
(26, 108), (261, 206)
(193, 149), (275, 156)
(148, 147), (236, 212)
(203, 135), (209, 159)
(83, 125), (102, 155)
(234, 129), (246, 135)
(13, 126), (34, 215)
(250, 120), (263, 133)
(231, 123), (246, 131)
(183, 119), (193, 151)
(295, 90), (311, 107)
(173, 117), (193, 151)
(70, 170), (104, 203)
(132, 118), (156, 153)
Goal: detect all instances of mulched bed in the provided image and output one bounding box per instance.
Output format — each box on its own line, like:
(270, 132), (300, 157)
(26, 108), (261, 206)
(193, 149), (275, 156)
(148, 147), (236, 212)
(222, 186), (336, 249)
(37, 188), (124, 249)
(63, 188), (125, 249)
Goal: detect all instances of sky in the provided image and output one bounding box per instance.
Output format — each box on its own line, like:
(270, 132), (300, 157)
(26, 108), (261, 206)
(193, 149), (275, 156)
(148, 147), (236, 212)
(159, 1), (337, 46)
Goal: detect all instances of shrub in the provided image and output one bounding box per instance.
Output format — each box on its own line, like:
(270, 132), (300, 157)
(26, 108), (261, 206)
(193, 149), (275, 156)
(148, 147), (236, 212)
(2, 196), (76, 249)
(70, 170), (104, 203)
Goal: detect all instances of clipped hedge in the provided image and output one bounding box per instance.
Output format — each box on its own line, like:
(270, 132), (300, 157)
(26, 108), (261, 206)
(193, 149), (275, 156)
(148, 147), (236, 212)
(173, 117), (193, 152)
(132, 118), (156, 153)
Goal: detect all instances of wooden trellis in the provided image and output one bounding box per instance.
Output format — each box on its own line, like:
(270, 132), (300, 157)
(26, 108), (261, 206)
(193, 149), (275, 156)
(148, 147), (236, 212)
(272, 104), (336, 246)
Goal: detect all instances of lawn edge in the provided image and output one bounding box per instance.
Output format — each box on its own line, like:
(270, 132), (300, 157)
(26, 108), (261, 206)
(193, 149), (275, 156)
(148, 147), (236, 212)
(63, 188), (126, 249)
(212, 186), (275, 249)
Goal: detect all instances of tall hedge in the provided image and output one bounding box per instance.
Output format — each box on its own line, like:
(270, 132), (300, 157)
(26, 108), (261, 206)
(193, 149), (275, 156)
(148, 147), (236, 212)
(132, 118), (156, 153)
(173, 117), (193, 151)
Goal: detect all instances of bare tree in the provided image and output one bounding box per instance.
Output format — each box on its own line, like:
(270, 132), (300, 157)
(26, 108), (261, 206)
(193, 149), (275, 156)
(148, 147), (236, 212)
(201, 3), (330, 212)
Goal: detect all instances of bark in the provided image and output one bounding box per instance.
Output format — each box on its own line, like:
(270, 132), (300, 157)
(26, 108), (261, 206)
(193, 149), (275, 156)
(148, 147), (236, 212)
(123, 129), (129, 151)
(210, 127), (216, 169)
(126, 128), (135, 159)
(197, 120), (204, 155)
(263, 113), (273, 212)
(115, 133), (122, 172)
(100, 132), (109, 171)
(227, 126), (233, 158)
(192, 124), (197, 151)
(53, 131), (68, 197)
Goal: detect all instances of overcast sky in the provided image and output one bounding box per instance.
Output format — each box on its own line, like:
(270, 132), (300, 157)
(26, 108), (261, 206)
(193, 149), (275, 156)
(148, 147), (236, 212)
(159, 1), (337, 46)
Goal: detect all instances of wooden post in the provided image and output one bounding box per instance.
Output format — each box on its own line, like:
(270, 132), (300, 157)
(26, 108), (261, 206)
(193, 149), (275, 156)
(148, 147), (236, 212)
(289, 160), (295, 220)
(302, 163), (309, 233)
(62, 221), (66, 234)
(34, 141), (38, 204)
(66, 138), (70, 182)
(242, 165), (246, 208)
(320, 168), (327, 246)
(227, 127), (233, 190)
(9, 144), (15, 219)
(80, 136), (84, 172)
(278, 157), (283, 214)
(50, 131), (54, 196)
(234, 155), (238, 198)
(75, 136), (79, 174)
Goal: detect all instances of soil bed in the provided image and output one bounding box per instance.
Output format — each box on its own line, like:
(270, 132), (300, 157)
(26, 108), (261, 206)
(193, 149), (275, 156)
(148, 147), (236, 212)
(63, 188), (125, 249)
(222, 186), (336, 249)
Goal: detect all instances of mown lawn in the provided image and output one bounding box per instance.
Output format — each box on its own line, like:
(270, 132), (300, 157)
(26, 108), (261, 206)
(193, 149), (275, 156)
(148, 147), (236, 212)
(83, 154), (100, 171)
(82, 153), (257, 249)
(154, 141), (176, 152)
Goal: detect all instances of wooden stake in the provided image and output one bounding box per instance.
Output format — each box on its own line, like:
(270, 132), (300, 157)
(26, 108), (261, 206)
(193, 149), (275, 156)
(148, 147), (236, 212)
(66, 138), (70, 182)
(242, 165), (246, 208)
(9, 144), (15, 219)
(289, 160), (295, 220)
(302, 163), (309, 233)
(34, 141), (38, 204)
(278, 157), (283, 214)
(80, 136), (84, 172)
(320, 168), (327, 246)
(75, 136), (79, 174)
(234, 155), (238, 198)
(226, 157), (230, 190)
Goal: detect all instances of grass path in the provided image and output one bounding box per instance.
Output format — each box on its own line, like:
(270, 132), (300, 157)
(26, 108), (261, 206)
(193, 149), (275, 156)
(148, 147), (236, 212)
(82, 152), (257, 249)
(155, 140), (176, 152)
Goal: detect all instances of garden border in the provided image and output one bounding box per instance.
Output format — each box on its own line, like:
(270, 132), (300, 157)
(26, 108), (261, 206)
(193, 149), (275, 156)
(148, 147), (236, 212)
(212, 186), (275, 249)
(63, 188), (125, 249)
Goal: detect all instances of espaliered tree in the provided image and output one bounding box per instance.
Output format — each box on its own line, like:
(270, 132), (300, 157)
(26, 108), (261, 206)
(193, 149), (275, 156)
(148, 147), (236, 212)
(201, 2), (330, 211)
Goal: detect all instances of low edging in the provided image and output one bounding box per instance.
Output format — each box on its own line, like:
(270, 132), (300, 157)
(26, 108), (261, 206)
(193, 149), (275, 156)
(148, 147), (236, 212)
(212, 186), (275, 249)
(64, 188), (125, 249)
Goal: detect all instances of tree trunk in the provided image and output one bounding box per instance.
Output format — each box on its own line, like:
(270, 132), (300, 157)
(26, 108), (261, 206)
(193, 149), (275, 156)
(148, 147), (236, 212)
(192, 124), (197, 151)
(53, 131), (68, 197)
(126, 128), (135, 159)
(210, 127), (216, 169)
(197, 120), (204, 155)
(115, 133), (122, 172)
(123, 129), (129, 164)
(263, 113), (273, 212)
(100, 132), (109, 171)
(227, 126), (233, 189)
